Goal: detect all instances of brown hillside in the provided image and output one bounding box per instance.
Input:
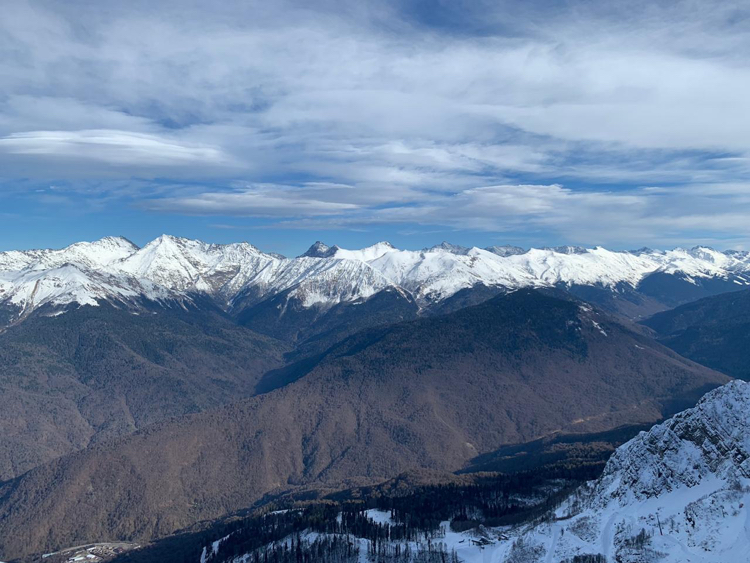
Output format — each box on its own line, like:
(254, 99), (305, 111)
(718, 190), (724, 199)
(0, 290), (728, 560)
(0, 304), (287, 480)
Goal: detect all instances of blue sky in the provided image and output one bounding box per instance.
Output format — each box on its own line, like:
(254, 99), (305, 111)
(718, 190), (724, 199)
(2, 0), (750, 256)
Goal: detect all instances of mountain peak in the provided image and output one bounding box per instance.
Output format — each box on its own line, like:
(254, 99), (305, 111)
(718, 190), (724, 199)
(484, 244), (526, 257)
(630, 246), (657, 255)
(300, 241), (338, 258)
(92, 235), (139, 250)
(333, 241), (398, 261)
(425, 241), (471, 255)
(148, 233), (191, 246)
(546, 245), (588, 255)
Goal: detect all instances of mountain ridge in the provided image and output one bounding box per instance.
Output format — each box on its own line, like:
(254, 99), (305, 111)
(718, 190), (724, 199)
(3, 235), (750, 325)
(501, 379), (750, 562)
(0, 302), (288, 481)
(643, 288), (750, 380)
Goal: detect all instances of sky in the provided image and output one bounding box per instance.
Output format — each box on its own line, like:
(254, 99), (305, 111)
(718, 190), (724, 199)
(1, 0), (750, 257)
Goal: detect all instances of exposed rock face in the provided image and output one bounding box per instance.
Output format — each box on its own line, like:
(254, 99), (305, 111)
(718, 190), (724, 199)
(595, 379), (750, 503)
(504, 381), (750, 563)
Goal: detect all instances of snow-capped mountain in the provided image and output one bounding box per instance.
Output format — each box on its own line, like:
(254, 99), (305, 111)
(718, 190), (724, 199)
(117, 235), (280, 298)
(2, 235), (750, 325)
(0, 237), (173, 319)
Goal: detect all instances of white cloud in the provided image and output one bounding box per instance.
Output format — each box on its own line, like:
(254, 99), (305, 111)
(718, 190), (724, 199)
(0, 130), (228, 166)
(144, 183), (361, 217)
(3, 0), (750, 247)
(141, 180), (750, 248)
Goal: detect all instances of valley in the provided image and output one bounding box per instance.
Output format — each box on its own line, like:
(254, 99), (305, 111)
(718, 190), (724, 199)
(0, 237), (748, 562)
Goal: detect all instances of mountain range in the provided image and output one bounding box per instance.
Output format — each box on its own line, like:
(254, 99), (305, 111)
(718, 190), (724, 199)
(2, 236), (750, 561)
(0, 304), (287, 480)
(3, 236), (750, 328)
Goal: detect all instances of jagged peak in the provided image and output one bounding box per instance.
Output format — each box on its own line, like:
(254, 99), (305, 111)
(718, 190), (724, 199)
(544, 245), (589, 255)
(630, 246), (657, 255)
(367, 241), (395, 250)
(144, 234), (194, 248)
(138, 235), (268, 259)
(484, 244), (526, 257)
(300, 241), (338, 258)
(425, 241), (471, 255)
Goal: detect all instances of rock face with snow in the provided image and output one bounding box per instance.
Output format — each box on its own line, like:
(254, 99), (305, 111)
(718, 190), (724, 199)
(507, 380), (750, 563)
(596, 380), (750, 503)
(2, 235), (750, 326)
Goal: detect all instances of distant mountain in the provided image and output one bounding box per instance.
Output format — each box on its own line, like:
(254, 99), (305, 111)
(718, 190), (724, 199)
(643, 288), (750, 380)
(485, 244), (526, 256)
(0, 303), (287, 481)
(3, 236), (750, 326)
(238, 285), (419, 357)
(0, 290), (726, 560)
(299, 241), (338, 258)
(423, 241), (472, 255)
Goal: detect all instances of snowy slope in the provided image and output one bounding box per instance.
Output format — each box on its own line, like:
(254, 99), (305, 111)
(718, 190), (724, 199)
(117, 234), (282, 298)
(498, 380), (750, 563)
(0, 237), (168, 319)
(204, 382), (750, 563)
(0, 236), (137, 272)
(2, 236), (750, 325)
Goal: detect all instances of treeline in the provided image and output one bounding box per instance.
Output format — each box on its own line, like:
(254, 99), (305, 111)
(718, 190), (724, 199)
(114, 464), (598, 563)
(366, 541), (460, 563)
(560, 555), (606, 563)
(231, 534), (460, 563)
(207, 505), (445, 563)
(362, 464), (597, 530)
(236, 534), (358, 563)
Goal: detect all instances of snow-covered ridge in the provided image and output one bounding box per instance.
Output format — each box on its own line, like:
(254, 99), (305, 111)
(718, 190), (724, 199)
(501, 380), (750, 562)
(2, 235), (750, 322)
(595, 380), (750, 504)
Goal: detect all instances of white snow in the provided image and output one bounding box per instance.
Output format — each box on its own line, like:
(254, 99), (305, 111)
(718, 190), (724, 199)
(3, 236), (750, 325)
(508, 380), (750, 563)
(363, 508), (395, 526)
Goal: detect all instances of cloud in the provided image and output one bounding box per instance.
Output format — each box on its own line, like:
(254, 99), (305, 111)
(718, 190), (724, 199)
(144, 183), (360, 217)
(0, 130), (228, 166)
(3, 0), (750, 247)
(139, 180), (750, 248)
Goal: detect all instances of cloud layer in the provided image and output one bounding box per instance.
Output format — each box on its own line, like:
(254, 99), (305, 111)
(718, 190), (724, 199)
(2, 0), (750, 248)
